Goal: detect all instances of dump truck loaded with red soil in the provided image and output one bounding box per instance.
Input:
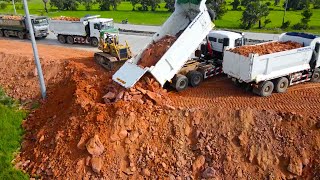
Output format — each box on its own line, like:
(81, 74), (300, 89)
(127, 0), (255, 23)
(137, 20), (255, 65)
(223, 32), (320, 96)
(0, 15), (49, 39)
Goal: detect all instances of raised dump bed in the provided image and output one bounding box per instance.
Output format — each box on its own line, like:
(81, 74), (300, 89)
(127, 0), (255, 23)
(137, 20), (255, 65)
(113, 0), (214, 89)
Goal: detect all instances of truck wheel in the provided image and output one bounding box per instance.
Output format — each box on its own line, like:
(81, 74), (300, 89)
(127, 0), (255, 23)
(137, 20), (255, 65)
(3, 30), (10, 37)
(91, 37), (99, 47)
(274, 77), (289, 93)
(258, 81), (274, 97)
(66, 36), (74, 44)
(172, 74), (189, 92)
(58, 35), (66, 44)
(17, 32), (25, 39)
(0, 30), (3, 37)
(311, 68), (320, 82)
(187, 70), (203, 87)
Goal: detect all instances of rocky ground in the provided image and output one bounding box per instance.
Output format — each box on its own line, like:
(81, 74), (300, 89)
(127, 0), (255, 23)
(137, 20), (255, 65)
(0, 39), (319, 179)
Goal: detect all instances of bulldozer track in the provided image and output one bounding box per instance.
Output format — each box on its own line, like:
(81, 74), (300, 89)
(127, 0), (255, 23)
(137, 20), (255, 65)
(169, 76), (320, 116)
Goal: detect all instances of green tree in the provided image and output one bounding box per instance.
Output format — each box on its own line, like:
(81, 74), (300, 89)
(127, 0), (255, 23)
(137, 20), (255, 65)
(241, 1), (269, 29)
(293, 6), (313, 29)
(206, 0), (227, 19)
(130, 0), (141, 10)
(274, 0), (280, 6)
(97, 0), (121, 10)
(148, 0), (161, 11)
(80, 0), (95, 10)
(313, 0), (320, 9)
(50, 0), (78, 10)
(43, 0), (48, 13)
(231, 0), (240, 10)
(164, 0), (174, 12)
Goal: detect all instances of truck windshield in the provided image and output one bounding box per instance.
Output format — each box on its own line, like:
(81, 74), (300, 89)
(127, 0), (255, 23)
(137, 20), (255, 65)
(101, 21), (114, 30)
(34, 18), (48, 26)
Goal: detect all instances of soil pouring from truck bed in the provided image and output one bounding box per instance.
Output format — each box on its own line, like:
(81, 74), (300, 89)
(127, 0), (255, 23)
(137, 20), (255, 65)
(229, 41), (303, 57)
(51, 16), (81, 21)
(138, 35), (177, 68)
(0, 15), (23, 20)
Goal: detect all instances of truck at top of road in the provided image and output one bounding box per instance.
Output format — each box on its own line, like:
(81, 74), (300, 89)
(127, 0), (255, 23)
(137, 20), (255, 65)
(113, 0), (215, 89)
(49, 15), (118, 47)
(0, 15), (49, 39)
(223, 32), (320, 96)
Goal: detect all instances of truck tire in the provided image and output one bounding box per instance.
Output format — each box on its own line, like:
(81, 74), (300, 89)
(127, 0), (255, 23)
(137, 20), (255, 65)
(0, 30), (3, 37)
(274, 77), (289, 93)
(17, 32), (25, 39)
(172, 74), (189, 92)
(91, 37), (99, 47)
(66, 36), (74, 44)
(311, 68), (320, 82)
(258, 81), (274, 97)
(3, 30), (10, 37)
(187, 70), (203, 87)
(58, 35), (66, 44)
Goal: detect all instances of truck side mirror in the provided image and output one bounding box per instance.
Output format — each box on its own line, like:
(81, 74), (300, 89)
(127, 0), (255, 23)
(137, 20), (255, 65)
(223, 38), (229, 46)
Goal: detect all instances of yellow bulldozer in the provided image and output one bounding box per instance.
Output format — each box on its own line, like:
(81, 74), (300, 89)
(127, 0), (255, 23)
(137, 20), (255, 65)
(94, 29), (132, 70)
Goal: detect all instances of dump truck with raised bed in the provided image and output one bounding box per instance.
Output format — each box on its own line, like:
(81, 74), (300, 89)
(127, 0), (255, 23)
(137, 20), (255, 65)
(113, 0), (215, 90)
(223, 32), (320, 97)
(49, 15), (116, 47)
(0, 15), (49, 39)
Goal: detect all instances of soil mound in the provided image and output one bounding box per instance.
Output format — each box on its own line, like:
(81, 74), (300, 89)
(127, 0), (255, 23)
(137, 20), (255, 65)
(51, 16), (81, 21)
(16, 55), (320, 179)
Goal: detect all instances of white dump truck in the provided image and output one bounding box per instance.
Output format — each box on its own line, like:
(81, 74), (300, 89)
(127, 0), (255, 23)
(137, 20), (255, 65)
(49, 15), (117, 47)
(113, 0), (215, 90)
(223, 32), (320, 96)
(0, 15), (49, 39)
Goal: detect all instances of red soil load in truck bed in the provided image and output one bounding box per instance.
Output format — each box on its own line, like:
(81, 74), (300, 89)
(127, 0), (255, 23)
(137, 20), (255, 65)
(229, 41), (303, 57)
(51, 16), (81, 21)
(138, 35), (177, 68)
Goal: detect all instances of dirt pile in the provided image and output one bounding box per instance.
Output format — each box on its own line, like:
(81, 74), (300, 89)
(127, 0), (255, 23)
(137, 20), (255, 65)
(51, 16), (81, 21)
(0, 15), (23, 20)
(138, 35), (177, 68)
(0, 40), (92, 100)
(229, 41), (302, 57)
(103, 76), (171, 106)
(0, 39), (319, 179)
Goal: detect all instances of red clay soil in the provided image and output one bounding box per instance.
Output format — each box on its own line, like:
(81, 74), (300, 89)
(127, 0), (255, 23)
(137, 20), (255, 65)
(229, 41), (302, 57)
(0, 40), (319, 179)
(0, 15), (23, 20)
(51, 16), (81, 21)
(138, 35), (177, 68)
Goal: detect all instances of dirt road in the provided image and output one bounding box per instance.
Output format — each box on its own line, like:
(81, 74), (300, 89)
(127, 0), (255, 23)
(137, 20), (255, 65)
(0, 40), (319, 179)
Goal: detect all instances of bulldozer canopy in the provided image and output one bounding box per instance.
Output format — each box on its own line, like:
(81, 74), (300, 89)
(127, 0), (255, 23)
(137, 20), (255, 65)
(177, 0), (202, 5)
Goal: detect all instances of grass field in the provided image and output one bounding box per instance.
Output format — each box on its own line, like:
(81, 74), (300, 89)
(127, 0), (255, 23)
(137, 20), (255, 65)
(0, 89), (28, 179)
(0, 0), (319, 33)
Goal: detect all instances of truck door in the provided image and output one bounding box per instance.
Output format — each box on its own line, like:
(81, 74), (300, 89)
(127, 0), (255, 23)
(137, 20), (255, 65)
(90, 22), (101, 39)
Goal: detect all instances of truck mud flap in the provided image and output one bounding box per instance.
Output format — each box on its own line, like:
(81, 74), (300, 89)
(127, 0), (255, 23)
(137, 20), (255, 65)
(112, 62), (148, 89)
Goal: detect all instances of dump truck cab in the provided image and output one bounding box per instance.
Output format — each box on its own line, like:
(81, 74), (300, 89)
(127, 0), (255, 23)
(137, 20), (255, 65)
(31, 16), (49, 37)
(87, 17), (114, 41)
(199, 30), (245, 60)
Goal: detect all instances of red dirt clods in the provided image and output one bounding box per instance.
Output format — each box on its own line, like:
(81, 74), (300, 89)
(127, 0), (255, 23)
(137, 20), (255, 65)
(0, 15), (23, 20)
(138, 35), (177, 68)
(103, 75), (171, 106)
(229, 41), (302, 57)
(51, 16), (81, 21)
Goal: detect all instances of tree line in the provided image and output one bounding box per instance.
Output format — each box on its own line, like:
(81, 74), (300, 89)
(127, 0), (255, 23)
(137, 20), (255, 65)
(1, 0), (318, 30)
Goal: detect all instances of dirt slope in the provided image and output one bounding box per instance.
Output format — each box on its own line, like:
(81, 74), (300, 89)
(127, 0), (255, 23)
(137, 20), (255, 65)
(0, 39), (319, 179)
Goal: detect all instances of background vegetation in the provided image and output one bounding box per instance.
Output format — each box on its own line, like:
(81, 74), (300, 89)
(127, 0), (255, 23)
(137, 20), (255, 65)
(0, 88), (28, 179)
(0, 0), (319, 33)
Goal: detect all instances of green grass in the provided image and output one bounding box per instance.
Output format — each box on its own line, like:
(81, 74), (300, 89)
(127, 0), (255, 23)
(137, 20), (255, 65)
(0, 0), (319, 33)
(0, 89), (28, 179)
